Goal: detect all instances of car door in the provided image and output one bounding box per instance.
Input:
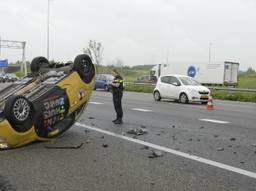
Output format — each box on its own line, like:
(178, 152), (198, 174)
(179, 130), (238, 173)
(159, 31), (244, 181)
(166, 76), (181, 99)
(95, 74), (102, 88)
(96, 75), (106, 89)
(101, 75), (107, 88)
(158, 76), (170, 98)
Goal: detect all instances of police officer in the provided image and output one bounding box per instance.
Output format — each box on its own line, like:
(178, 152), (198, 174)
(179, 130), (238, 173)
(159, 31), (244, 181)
(109, 68), (124, 124)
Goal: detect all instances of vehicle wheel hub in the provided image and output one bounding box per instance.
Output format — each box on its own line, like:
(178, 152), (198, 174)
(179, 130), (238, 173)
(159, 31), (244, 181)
(13, 98), (30, 121)
(180, 94), (187, 103)
(155, 92), (160, 100)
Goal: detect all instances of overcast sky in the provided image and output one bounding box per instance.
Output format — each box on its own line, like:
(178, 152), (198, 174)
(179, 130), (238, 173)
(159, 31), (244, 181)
(0, 0), (255, 70)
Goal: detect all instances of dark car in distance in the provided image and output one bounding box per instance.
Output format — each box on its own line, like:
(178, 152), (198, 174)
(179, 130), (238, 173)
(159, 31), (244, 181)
(95, 74), (114, 91)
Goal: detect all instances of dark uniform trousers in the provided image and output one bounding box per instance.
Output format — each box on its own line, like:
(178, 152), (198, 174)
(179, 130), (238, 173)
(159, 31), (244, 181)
(113, 91), (123, 119)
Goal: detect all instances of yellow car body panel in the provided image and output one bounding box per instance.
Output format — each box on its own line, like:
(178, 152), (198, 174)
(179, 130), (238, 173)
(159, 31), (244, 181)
(57, 72), (95, 114)
(0, 120), (38, 148)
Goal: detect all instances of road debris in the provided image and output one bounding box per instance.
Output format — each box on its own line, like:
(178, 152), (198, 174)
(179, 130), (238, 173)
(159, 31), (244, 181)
(126, 128), (148, 136)
(188, 138), (193, 141)
(230, 138), (236, 141)
(200, 126), (205, 129)
(102, 143), (108, 148)
(217, 147), (224, 151)
(240, 161), (245, 164)
(172, 125), (175, 128)
(214, 135), (219, 138)
(148, 150), (164, 158)
(88, 116), (95, 119)
(0, 175), (15, 191)
(141, 145), (149, 150)
(44, 143), (84, 149)
(84, 130), (90, 133)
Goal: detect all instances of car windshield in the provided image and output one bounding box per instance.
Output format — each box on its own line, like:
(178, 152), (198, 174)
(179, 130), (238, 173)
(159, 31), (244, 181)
(179, 77), (201, 86)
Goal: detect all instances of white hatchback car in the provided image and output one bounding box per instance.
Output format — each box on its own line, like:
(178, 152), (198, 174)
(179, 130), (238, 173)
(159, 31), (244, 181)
(153, 75), (210, 104)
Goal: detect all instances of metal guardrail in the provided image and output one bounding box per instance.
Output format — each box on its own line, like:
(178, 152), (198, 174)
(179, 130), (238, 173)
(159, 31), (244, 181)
(125, 82), (256, 93)
(125, 82), (155, 87)
(209, 87), (256, 93)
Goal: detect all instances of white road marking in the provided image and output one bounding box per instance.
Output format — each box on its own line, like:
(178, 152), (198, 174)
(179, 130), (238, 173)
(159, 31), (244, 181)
(199, 119), (230, 124)
(131, 108), (152, 112)
(89, 102), (104, 105)
(75, 122), (256, 179)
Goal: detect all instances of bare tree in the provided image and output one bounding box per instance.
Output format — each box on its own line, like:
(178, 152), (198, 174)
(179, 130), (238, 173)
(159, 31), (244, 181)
(115, 58), (124, 74)
(83, 40), (104, 73)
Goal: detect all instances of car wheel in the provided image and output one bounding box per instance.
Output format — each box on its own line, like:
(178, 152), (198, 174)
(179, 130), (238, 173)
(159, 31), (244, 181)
(31, 56), (49, 74)
(154, 91), (161, 101)
(4, 95), (34, 132)
(179, 93), (188, 104)
(73, 54), (95, 84)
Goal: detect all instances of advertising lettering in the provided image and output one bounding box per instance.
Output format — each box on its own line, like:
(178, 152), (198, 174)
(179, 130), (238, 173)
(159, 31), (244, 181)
(43, 96), (66, 128)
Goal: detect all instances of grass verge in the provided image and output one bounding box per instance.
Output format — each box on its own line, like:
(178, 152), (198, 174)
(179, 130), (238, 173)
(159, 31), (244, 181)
(211, 90), (256, 103)
(125, 85), (154, 93)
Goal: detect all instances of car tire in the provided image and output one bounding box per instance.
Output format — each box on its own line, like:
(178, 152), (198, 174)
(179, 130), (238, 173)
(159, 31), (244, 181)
(31, 56), (49, 74)
(73, 54), (95, 84)
(179, 93), (188, 104)
(4, 95), (34, 132)
(154, 91), (161, 101)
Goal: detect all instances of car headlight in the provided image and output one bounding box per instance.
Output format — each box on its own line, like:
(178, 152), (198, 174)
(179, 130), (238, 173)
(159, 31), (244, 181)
(0, 143), (9, 149)
(0, 137), (9, 149)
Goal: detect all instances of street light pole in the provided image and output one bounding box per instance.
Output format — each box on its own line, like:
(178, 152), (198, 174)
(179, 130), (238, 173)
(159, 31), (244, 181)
(209, 42), (212, 64)
(0, 36), (2, 57)
(47, 0), (50, 60)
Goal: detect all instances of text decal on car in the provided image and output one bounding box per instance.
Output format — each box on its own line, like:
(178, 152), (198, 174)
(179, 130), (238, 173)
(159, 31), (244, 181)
(43, 96), (66, 128)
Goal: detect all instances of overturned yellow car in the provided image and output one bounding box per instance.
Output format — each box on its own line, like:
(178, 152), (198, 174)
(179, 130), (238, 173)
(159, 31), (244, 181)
(0, 54), (95, 149)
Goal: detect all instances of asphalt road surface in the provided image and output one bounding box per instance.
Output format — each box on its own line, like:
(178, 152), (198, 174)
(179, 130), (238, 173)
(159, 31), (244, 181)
(1, 89), (256, 191)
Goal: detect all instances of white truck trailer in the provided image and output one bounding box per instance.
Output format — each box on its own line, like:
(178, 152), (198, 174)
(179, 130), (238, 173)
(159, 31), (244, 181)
(150, 61), (239, 86)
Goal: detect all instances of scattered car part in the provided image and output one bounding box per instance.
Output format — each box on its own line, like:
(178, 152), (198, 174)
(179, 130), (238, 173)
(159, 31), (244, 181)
(44, 143), (84, 149)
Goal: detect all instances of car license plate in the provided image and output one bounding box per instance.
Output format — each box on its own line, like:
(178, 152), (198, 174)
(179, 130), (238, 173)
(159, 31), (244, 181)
(201, 95), (208, 99)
